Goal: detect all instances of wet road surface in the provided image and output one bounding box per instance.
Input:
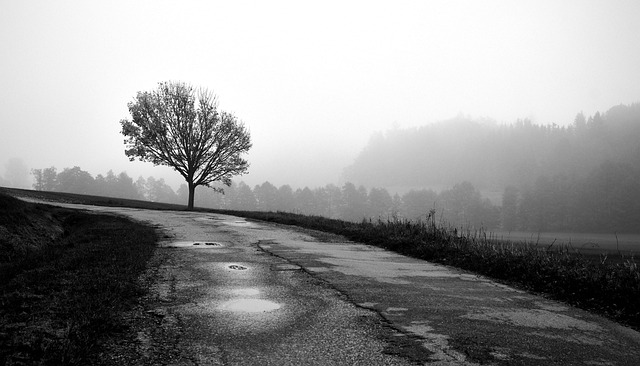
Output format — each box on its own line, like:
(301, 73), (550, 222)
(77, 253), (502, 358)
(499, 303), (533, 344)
(58, 206), (416, 365)
(37, 203), (640, 365)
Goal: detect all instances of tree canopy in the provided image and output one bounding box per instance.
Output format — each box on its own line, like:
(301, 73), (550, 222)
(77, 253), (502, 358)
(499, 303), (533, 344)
(120, 81), (252, 209)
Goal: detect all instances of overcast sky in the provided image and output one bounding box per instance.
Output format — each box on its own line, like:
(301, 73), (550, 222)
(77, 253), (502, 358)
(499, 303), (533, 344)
(2, 0), (640, 190)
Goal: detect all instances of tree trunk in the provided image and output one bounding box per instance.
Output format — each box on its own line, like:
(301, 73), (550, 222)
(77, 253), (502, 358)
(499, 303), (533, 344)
(187, 181), (196, 210)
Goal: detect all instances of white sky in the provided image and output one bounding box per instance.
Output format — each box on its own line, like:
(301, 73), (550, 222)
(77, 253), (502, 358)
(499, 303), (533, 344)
(2, 0), (640, 190)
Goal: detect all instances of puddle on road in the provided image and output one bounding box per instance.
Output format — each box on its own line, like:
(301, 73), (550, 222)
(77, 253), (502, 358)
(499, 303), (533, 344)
(194, 216), (225, 222)
(220, 219), (256, 228)
(164, 241), (225, 248)
(220, 288), (281, 313)
(220, 298), (281, 313)
(193, 242), (223, 247)
(228, 264), (248, 270)
(193, 216), (259, 229)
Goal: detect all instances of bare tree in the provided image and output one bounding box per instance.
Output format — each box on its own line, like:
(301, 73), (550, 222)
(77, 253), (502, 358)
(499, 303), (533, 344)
(120, 81), (252, 210)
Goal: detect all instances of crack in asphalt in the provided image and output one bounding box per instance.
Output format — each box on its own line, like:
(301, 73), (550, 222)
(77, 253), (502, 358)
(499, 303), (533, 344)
(254, 241), (437, 364)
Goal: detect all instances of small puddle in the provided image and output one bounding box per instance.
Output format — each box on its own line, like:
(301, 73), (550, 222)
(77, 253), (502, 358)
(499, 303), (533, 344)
(193, 242), (223, 246)
(220, 288), (281, 313)
(194, 216), (224, 222)
(221, 219), (255, 227)
(228, 264), (248, 270)
(164, 241), (225, 248)
(220, 299), (281, 313)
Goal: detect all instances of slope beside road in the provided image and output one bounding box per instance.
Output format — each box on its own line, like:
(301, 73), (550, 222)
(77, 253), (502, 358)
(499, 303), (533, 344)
(19, 201), (640, 365)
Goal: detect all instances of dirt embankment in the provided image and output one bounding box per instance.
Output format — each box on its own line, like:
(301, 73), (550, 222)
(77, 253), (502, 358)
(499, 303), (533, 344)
(1, 192), (158, 365)
(0, 194), (65, 266)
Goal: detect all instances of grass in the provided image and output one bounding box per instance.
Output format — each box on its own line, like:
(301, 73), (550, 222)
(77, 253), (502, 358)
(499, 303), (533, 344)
(2, 186), (639, 341)
(221, 210), (640, 331)
(0, 187), (188, 211)
(0, 192), (157, 365)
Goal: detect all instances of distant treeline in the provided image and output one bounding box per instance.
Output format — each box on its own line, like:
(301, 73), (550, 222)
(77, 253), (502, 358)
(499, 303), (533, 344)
(31, 167), (181, 204)
(30, 164), (640, 233)
(29, 103), (640, 233)
(344, 103), (640, 233)
(30, 166), (500, 229)
(199, 180), (499, 229)
(502, 160), (640, 233)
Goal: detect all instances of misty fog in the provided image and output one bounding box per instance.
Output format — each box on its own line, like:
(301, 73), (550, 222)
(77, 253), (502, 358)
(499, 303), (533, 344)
(2, 2), (640, 235)
(4, 102), (639, 235)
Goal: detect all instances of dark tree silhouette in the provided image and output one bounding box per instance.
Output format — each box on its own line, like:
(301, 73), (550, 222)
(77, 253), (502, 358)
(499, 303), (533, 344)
(235, 181), (257, 210)
(56, 167), (94, 195)
(254, 181), (278, 211)
(298, 187), (321, 215)
(368, 187), (393, 219)
(401, 189), (437, 221)
(276, 184), (296, 212)
(120, 81), (252, 209)
(340, 183), (369, 222)
(145, 177), (179, 204)
(31, 167), (57, 191)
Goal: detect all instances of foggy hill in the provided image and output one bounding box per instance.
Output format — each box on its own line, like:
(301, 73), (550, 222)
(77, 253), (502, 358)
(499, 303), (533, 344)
(343, 103), (640, 194)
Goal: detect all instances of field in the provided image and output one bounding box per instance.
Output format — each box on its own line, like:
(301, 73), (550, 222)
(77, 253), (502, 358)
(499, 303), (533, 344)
(222, 210), (640, 331)
(490, 230), (640, 254)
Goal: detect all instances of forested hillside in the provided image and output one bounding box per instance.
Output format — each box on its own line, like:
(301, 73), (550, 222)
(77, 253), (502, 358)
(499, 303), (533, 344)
(344, 103), (640, 233)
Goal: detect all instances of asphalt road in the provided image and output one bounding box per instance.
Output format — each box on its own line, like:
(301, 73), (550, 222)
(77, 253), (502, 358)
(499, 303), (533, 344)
(42, 204), (640, 365)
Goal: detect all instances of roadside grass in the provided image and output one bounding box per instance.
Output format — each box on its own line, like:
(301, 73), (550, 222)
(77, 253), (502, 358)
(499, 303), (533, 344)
(222, 210), (640, 331)
(0, 187), (187, 211)
(2, 187), (639, 331)
(0, 193), (157, 365)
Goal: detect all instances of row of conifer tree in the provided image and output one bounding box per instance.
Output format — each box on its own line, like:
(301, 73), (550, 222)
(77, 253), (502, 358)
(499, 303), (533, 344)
(30, 164), (639, 233)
